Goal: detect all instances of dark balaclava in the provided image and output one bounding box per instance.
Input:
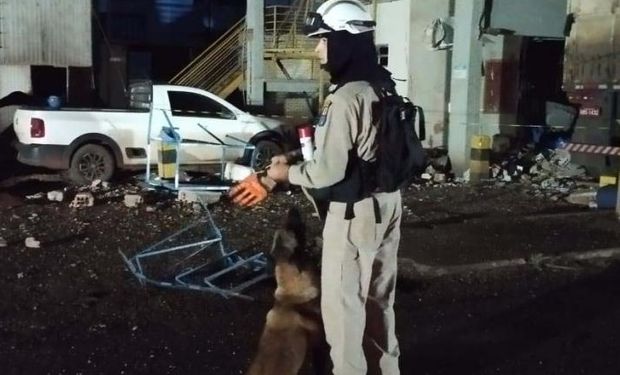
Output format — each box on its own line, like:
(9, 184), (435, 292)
(323, 30), (391, 86)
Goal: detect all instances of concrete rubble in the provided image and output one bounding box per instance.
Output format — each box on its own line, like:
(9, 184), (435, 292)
(47, 190), (64, 202)
(123, 194), (143, 208)
(70, 192), (95, 208)
(177, 189), (222, 205)
(25, 237), (41, 248)
(421, 144), (597, 203)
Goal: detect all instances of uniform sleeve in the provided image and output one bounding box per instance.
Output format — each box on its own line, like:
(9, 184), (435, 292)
(288, 96), (357, 189)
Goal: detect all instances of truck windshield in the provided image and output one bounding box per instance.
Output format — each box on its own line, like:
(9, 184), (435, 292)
(168, 91), (236, 120)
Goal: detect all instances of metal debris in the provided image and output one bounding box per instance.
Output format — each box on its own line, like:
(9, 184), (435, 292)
(119, 201), (269, 300)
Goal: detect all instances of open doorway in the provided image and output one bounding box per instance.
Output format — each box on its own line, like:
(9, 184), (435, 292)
(516, 37), (567, 144)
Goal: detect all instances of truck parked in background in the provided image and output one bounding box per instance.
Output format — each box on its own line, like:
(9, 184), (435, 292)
(13, 83), (291, 185)
(563, 0), (620, 173)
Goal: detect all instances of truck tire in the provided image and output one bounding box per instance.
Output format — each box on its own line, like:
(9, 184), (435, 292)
(251, 140), (282, 171)
(68, 144), (115, 185)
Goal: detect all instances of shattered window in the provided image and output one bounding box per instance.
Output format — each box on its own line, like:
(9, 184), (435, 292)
(168, 91), (235, 120)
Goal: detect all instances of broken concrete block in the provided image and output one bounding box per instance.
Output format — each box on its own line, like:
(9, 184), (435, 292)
(0, 237), (7, 247)
(177, 189), (200, 204)
(421, 173), (432, 181)
(25, 237), (40, 248)
(47, 190), (64, 202)
(565, 191), (597, 206)
(124, 194), (143, 208)
(223, 162), (254, 181)
(502, 170), (512, 183)
(177, 190), (222, 205)
(433, 173), (446, 183)
(69, 192), (95, 208)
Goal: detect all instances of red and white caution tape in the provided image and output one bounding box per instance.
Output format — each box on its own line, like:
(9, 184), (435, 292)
(563, 143), (620, 156)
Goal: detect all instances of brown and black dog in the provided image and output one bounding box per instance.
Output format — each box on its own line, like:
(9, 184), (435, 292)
(247, 208), (328, 375)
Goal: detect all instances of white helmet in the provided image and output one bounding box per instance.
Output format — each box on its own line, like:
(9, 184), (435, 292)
(304, 0), (376, 37)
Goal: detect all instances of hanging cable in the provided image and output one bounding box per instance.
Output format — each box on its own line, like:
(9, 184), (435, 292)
(423, 18), (452, 51)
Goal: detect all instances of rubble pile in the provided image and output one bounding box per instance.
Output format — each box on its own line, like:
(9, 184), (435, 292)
(490, 146), (589, 199)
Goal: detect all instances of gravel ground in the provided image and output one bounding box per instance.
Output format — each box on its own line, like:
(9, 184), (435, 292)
(0, 171), (619, 374)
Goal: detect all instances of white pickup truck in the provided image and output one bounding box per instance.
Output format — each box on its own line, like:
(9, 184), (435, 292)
(14, 83), (293, 184)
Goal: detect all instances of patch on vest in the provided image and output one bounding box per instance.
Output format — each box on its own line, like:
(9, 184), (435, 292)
(317, 100), (331, 127)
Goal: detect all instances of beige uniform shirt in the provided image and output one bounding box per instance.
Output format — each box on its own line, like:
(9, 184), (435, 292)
(288, 81), (379, 189)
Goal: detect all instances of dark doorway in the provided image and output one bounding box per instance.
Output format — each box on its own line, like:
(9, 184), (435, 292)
(30, 66), (67, 99)
(516, 37), (566, 129)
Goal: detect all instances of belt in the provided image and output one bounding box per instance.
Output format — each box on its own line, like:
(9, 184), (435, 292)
(329, 195), (382, 223)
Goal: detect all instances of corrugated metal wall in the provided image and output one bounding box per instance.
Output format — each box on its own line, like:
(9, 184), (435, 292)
(0, 0), (92, 67)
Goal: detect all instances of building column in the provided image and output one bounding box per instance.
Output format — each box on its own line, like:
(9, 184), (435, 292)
(448, 0), (484, 175)
(246, 0), (265, 106)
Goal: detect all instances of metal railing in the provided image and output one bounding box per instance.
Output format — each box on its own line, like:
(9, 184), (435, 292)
(265, 0), (320, 51)
(169, 0), (322, 97)
(169, 18), (246, 96)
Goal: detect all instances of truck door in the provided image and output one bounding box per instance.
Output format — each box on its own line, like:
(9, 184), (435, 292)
(166, 90), (243, 164)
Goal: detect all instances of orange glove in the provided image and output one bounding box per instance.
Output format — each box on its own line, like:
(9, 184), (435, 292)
(228, 173), (276, 207)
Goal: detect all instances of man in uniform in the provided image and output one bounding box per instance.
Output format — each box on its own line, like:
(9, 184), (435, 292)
(267, 1), (402, 374)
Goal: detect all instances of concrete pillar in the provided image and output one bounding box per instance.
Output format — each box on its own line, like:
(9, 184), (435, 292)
(246, 0), (265, 106)
(407, 0), (451, 149)
(448, 0), (484, 175)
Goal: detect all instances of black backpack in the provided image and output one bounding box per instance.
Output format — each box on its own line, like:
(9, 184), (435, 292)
(307, 80), (428, 220)
(373, 84), (427, 192)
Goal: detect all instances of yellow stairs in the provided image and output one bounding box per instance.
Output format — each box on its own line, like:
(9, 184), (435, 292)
(169, 0), (321, 99)
(169, 18), (246, 98)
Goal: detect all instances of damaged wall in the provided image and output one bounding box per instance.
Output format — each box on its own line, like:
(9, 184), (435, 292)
(0, 0), (92, 67)
(373, 0), (452, 148)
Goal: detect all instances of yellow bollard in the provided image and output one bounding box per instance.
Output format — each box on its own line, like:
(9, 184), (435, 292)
(157, 141), (177, 179)
(599, 173), (617, 187)
(470, 135), (491, 183)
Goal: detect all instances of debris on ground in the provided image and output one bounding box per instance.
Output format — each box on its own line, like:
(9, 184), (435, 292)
(123, 194), (143, 208)
(177, 189), (223, 205)
(25, 192), (45, 200)
(24, 237), (41, 248)
(0, 237), (7, 247)
(70, 192), (95, 208)
(565, 190), (597, 207)
(47, 190), (64, 202)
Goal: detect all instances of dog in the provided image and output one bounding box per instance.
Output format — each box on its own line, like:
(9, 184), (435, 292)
(247, 208), (327, 375)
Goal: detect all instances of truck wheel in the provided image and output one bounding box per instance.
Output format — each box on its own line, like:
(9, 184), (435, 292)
(251, 140), (282, 171)
(68, 144), (115, 185)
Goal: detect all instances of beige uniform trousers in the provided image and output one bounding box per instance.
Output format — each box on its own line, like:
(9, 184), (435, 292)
(321, 191), (402, 375)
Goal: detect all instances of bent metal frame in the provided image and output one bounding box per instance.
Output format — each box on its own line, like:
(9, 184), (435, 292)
(119, 199), (270, 300)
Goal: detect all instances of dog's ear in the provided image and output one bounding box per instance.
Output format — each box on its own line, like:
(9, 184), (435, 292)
(270, 229), (298, 260)
(284, 207), (306, 249)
